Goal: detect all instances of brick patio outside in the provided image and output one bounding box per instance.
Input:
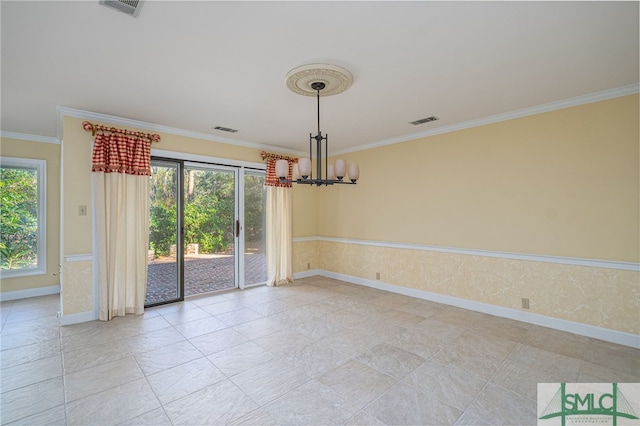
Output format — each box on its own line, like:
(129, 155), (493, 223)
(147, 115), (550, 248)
(145, 252), (267, 305)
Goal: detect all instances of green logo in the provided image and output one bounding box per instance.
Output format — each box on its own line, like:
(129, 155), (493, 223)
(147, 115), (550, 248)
(539, 383), (639, 426)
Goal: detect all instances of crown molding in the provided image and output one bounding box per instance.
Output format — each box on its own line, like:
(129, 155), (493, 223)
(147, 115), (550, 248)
(56, 106), (306, 157)
(0, 131), (60, 144)
(333, 83), (640, 156)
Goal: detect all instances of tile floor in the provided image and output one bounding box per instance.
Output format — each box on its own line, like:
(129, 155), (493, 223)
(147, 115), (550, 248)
(1, 276), (639, 425)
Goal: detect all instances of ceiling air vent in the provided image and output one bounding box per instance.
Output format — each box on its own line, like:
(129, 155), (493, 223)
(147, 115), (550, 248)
(99, 0), (143, 18)
(213, 126), (238, 133)
(410, 116), (439, 125)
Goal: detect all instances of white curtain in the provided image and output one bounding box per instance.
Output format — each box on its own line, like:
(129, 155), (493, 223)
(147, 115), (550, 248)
(94, 173), (149, 320)
(266, 186), (293, 286)
(88, 122), (157, 321)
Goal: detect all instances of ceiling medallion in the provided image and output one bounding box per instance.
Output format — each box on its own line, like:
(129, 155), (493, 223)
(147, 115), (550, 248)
(277, 64), (359, 186)
(285, 64), (353, 97)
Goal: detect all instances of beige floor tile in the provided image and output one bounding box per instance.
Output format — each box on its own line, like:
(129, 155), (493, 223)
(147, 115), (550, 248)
(215, 307), (263, 326)
(253, 328), (314, 356)
(491, 344), (582, 399)
(64, 356), (143, 402)
(411, 317), (467, 343)
(344, 410), (386, 426)
(173, 316), (227, 339)
(229, 408), (279, 426)
(394, 298), (445, 318)
(5, 278), (640, 426)
(207, 341), (274, 377)
(0, 377), (65, 424)
(452, 329), (518, 359)
(1, 354), (62, 393)
(3, 404), (66, 426)
(66, 378), (160, 426)
(164, 379), (257, 425)
(355, 342), (425, 380)
(62, 340), (130, 374)
(459, 383), (536, 425)
(284, 341), (350, 378)
(231, 315), (290, 340)
(386, 328), (448, 359)
(125, 326), (185, 355)
(470, 315), (530, 342)
(294, 317), (345, 340)
(147, 357), (225, 404)
(261, 380), (358, 425)
(0, 323), (59, 350)
(318, 359), (397, 409)
(578, 360), (640, 382)
(133, 340), (203, 375)
(522, 325), (591, 359)
(0, 338), (61, 369)
(153, 306), (210, 326)
(404, 360), (487, 411)
(230, 358), (310, 405)
(366, 381), (462, 425)
(118, 407), (172, 425)
(432, 340), (505, 381)
(583, 339), (640, 376)
(189, 326), (249, 355)
(429, 306), (488, 328)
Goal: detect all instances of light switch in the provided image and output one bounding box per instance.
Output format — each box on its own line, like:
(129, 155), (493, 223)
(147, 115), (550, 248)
(78, 205), (87, 216)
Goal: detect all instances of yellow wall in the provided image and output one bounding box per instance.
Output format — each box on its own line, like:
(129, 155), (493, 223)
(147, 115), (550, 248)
(318, 95), (639, 262)
(300, 94), (639, 335)
(0, 138), (61, 293)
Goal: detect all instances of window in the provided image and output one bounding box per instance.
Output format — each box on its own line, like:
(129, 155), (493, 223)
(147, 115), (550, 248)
(0, 157), (46, 277)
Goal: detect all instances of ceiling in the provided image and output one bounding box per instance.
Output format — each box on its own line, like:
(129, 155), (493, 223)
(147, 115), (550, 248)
(1, 1), (638, 154)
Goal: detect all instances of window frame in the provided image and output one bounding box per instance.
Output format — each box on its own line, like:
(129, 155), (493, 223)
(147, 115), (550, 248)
(0, 156), (47, 278)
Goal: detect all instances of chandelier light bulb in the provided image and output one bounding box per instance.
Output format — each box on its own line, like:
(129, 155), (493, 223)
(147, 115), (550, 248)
(327, 165), (336, 180)
(275, 159), (289, 179)
(334, 159), (347, 180)
(349, 163), (360, 182)
(298, 158), (312, 178)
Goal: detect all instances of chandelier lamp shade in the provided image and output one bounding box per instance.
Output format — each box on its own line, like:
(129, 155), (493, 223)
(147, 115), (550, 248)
(277, 64), (359, 186)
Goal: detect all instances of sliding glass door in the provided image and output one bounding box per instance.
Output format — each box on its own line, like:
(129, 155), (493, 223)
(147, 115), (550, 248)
(242, 171), (267, 286)
(146, 160), (183, 306)
(183, 165), (237, 295)
(146, 158), (266, 306)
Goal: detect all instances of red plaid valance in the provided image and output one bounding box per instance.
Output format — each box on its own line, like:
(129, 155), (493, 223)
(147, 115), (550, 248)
(86, 122), (159, 176)
(261, 151), (297, 188)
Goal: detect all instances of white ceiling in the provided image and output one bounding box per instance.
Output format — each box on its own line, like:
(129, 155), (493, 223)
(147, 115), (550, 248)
(1, 1), (638, 154)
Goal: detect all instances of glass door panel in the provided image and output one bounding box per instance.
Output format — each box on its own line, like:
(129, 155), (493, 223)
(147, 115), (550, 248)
(243, 171), (267, 286)
(146, 160), (183, 306)
(183, 165), (237, 295)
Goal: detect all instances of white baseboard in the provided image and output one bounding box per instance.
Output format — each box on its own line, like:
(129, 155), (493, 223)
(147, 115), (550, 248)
(60, 310), (97, 326)
(293, 269), (321, 280)
(0, 285), (60, 302)
(309, 270), (640, 349)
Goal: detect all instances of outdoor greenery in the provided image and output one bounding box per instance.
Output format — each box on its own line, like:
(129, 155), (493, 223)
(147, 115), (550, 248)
(149, 165), (265, 257)
(0, 166), (38, 270)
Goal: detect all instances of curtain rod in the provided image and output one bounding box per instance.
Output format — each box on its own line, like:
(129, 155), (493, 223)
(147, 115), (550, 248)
(260, 150), (297, 161)
(82, 121), (161, 142)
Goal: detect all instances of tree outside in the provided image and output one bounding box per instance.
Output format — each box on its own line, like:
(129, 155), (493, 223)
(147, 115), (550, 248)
(0, 166), (38, 269)
(148, 166), (265, 258)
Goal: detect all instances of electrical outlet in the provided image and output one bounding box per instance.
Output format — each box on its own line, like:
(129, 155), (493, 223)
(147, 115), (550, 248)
(307, 262), (311, 270)
(521, 298), (530, 309)
(376, 272), (381, 280)
(78, 205), (87, 216)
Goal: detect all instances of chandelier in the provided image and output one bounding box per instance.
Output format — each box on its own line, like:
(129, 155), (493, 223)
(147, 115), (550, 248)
(276, 64), (359, 186)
